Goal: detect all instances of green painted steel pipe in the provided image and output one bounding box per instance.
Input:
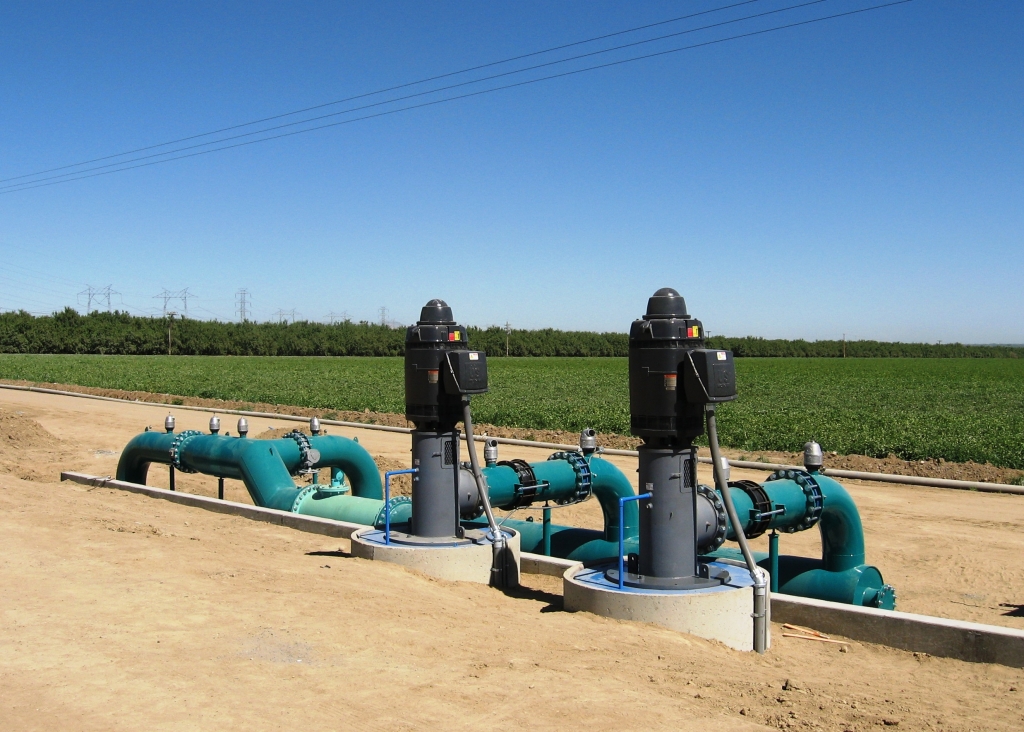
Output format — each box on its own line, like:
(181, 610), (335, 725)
(721, 481), (810, 537)
(479, 455), (638, 548)
(117, 432), (382, 508)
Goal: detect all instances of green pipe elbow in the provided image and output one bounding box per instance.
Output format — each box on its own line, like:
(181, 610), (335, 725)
(308, 435), (383, 499)
(116, 431), (177, 485)
(813, 473), (867, 572)
(588, 457), (638, 543)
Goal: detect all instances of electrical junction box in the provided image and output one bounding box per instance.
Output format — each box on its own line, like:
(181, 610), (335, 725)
(444, 351), (489, 395)
(682, 349), (737, 404)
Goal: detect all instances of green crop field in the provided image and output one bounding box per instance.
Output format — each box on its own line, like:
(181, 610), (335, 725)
(1, 354), (1022, 469)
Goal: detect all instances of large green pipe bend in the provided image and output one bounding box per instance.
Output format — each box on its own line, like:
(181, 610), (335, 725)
(116, 432), (383, 510)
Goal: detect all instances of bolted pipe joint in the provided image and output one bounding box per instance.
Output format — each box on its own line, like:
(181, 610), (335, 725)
(579, 428), (598, 455)
(310, 416), (321, 435)
(483, 438), (498, 467)
(804, 441), (824, 472)
(164, 414), (175, 433)
(236, 417), (249, 438)
(209, 416), (221, 435)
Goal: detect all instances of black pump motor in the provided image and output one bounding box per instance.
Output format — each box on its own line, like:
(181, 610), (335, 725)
(405, 299), (488, 430)
(628, 288), (736, 443)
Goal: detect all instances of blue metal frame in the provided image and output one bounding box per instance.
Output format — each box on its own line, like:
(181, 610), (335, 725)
(383, 468), (418, 545)
(617, 492), (652, 590)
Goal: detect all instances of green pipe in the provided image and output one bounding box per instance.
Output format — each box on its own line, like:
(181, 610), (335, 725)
(768, 531), (780, 593)
(812, 472), (867, 572)
(480, 456), (637, 544)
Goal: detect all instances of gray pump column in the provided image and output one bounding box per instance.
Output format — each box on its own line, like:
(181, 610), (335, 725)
(404, 299), (473, 539)
(617, 288), (736, 589)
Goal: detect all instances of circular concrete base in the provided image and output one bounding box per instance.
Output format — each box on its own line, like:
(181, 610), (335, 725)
(351, 527), (520, 587)
(563, 561), (768, 652)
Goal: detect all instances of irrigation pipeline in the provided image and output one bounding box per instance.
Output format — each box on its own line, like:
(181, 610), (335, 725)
(3, 382), (1023, 496)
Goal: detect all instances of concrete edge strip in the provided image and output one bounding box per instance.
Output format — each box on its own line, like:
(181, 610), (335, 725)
(59, 471), (364, 539)
(7, 383), (1021, 495)
(56, 470), (1024, 667)
(770, 593), (1024, 668)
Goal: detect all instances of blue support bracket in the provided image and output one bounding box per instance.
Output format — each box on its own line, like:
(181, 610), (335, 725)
(384, 468), (418, 545)
(618, 492), (652, 590)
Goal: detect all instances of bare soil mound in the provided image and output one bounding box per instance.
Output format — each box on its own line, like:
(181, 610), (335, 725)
(0, 407), (60, 450)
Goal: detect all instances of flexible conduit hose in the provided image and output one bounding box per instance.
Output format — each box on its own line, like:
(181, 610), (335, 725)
(462, 399), (512, 587)
(706, 405), (769, 654)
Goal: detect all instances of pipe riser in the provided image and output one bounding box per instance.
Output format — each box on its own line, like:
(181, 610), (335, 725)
(638, 445), (698, 579)
(410, 430), (460, 538)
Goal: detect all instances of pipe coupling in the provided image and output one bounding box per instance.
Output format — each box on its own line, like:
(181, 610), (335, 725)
(766, 469), (823, 532)
(547, 451), (593, 504)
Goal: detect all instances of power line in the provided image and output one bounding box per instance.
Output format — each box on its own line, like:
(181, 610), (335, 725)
(0, 0), (828, 192)
(0, 0), (913, 195)
(0, 0), (764, 186)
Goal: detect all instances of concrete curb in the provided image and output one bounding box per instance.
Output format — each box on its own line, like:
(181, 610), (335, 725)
(771, 593), (1024, 668)
(59, 471), (364, 539)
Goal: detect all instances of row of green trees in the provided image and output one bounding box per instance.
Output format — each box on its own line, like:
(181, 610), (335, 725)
(0, 309), (1020, 358)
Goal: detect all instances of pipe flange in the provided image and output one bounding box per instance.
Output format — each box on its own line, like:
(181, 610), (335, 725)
(766, 469), (824, 532)
(373, 496), (412, 528)
(291, 484), (319, 512)
(547, 451), (593, 504)
(731, 479), (773, 539)
(696, 483), (727, 551)
(168, 430), (204, 473)
(284, 431), (318, 473)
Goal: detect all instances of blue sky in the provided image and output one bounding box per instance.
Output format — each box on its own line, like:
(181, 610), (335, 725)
(0, 1), (1020, 342)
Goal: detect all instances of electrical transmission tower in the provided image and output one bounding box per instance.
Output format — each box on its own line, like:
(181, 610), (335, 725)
(325, 311), (348, 325)
(78, 285), (99, 312)
(379, 306), (389, 327)
(235, 289), (251, 322)
(99, 285), (119, 312)
(273, 308), (298, 324)
(154, 289), (176, 317)
(177, 288), (192, 317)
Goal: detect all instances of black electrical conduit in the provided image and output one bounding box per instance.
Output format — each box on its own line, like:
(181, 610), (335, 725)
(2, 384), (1020, 496)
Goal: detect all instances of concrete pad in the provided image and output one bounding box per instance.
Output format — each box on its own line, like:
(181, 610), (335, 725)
(563, 561), (764, 651)
(351, 527), (521, 586)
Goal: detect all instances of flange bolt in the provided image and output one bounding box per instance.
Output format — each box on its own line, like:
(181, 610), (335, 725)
(164, 414), (175, 433)
(237, 418), (249, 438)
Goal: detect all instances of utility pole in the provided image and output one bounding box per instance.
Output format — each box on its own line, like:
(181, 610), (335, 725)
(505, 321), (511, 357)
(842, 333), (846, 358)
(235, 289), (251, 322)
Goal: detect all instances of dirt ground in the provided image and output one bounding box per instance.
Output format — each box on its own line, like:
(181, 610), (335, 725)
(1, 388), (1023, 731)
